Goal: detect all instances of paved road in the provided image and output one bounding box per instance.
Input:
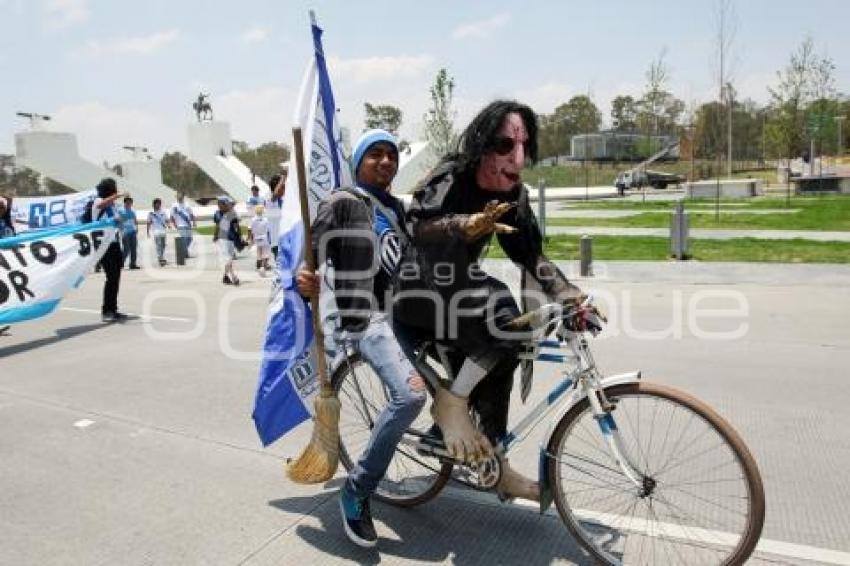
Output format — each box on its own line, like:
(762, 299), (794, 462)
(1, 240), (849, 565)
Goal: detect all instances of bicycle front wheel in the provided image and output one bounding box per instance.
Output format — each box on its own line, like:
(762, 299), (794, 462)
(548, 382), (765, 565)
(332, 353), (452, 507)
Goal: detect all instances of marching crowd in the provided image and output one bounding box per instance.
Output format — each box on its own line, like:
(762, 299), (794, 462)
(87, 166), (289, 290)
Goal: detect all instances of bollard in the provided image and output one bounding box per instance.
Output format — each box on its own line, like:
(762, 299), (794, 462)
(175, 236), (188, 266)
(580, 235), (593, 276)
(670, 201), (689, 260)
(537, 178), (546, 239)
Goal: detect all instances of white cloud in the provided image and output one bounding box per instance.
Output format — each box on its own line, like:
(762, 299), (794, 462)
(328, 54), (434, 84)
(51, 102), (179, 164)
(240, 26), (268, 44)
(215, 86), (295, 147)
(731, 71), (774, 105)
(512, 82), (576, 115)
(44, 0), (89, 29)
(74, 29), (181, 58)
(452, 13), (510, 40)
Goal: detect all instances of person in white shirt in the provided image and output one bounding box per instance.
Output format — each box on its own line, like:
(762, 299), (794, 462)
(170, 193), (196, 256)
(249, 205), (272, 276)
(212, 196), (243, 285)
(246, 185), (266, 210)
(147, 198), (171, 267)
(265, 167), (287, 259)
(92, 178), (128, 322)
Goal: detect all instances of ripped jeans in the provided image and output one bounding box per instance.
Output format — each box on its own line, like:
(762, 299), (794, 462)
(329, 312), (427, 499)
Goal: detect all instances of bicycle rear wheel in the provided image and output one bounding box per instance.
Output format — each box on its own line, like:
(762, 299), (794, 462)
(547, 382), (765, 565)
(332, 353), (452, 507)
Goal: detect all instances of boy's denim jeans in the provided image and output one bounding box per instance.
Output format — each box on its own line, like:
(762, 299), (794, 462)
(329, 312), (427, 499)
(177, 227), (193, 249)
(154, 235), (166, 261)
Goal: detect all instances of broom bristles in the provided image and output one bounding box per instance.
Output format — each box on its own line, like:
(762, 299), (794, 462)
(286, 389), (341, 484)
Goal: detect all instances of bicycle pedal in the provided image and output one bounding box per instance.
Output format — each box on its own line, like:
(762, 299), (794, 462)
(415, 436), (447, 456)
(401, 435), (448, 458)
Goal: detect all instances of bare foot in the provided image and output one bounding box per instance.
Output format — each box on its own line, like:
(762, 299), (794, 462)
(496, 458), (540, 502)
(432, 387), (493, 463)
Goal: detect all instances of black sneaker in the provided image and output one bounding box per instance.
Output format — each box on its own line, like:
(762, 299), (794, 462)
(129, 265), (141, 270)
(339, 487), (377, 548)
(101, 311), (128, 323)
(222, 275), (233, 285)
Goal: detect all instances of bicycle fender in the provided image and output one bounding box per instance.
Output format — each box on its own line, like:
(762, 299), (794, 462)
(537, 370), (641, 515)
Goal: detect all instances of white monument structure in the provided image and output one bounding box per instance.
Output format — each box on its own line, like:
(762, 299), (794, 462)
(186, 94), (269, 202)
(115, 145), (181, 204)
(13, 113), (177, 205)
(394, 140), (439, 194)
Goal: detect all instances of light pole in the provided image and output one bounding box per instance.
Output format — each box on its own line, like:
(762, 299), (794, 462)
(725, 82), (733, 177)
(836, 116), (846, 158)
(688, 123), (696, 183)
(761, 111), (766, 168)
(584, 134), (589, 200)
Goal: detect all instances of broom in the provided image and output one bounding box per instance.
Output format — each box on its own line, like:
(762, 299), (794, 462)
(286, 126), (340, 484)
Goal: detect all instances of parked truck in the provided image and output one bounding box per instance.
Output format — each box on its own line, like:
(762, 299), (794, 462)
(614, 142), (684, 193)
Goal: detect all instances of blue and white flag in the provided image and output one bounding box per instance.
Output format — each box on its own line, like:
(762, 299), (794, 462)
(252, 14), (352, 446)
(10, 191), (96, 232)
(0, 218), (117, 325)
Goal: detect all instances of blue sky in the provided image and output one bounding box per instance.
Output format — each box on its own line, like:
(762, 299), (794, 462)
(1, 0), (847, 164)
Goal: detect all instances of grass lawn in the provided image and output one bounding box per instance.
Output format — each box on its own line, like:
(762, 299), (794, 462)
(523, 160), (774, 188)
(549, 195), (850, 231)
(487, 235), (850, 263)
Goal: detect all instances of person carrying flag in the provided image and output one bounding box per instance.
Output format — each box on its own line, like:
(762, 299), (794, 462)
(0, 195), (15, 335)
(296, 129), (425, 548)
(91, 178), (128, 322)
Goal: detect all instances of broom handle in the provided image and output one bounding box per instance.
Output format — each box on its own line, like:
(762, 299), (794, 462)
(292, 127), (331, 394)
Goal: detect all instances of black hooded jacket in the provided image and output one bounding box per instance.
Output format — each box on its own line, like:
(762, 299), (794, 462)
(393, 160), (580, 358)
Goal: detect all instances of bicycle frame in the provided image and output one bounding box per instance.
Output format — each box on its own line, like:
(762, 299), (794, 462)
(510, 331), (643, 513)
(412, 301), (645, 514)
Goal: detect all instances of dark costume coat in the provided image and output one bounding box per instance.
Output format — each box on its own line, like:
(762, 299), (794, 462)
(393, 160), (581, 367)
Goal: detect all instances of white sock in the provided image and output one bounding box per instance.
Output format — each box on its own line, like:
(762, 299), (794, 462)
(449, 359), (488, 398)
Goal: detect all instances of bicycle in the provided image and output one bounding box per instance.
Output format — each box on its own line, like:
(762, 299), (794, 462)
(333, 298), (765, 565)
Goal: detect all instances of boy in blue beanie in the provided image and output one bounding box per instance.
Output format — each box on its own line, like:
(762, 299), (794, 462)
(297, 129), (425, 548)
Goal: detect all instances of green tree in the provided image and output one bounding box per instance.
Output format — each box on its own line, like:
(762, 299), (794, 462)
(364, 103), (403, 135)
(423, 68), (457, 158)
(45, 178), (75, 195)
(695, 99), (768, 163)
(233, 141), (290, 181)
(766, 37), (820, 160)
(636, 49), (684, 135)
(161, 151), (218, 199)
(693, 101), (724, 159)
(611, 95), (638, 132)
(0, 167), (42, 196)
(0, 154), (13, 193)
(538, 95), (602, 158)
